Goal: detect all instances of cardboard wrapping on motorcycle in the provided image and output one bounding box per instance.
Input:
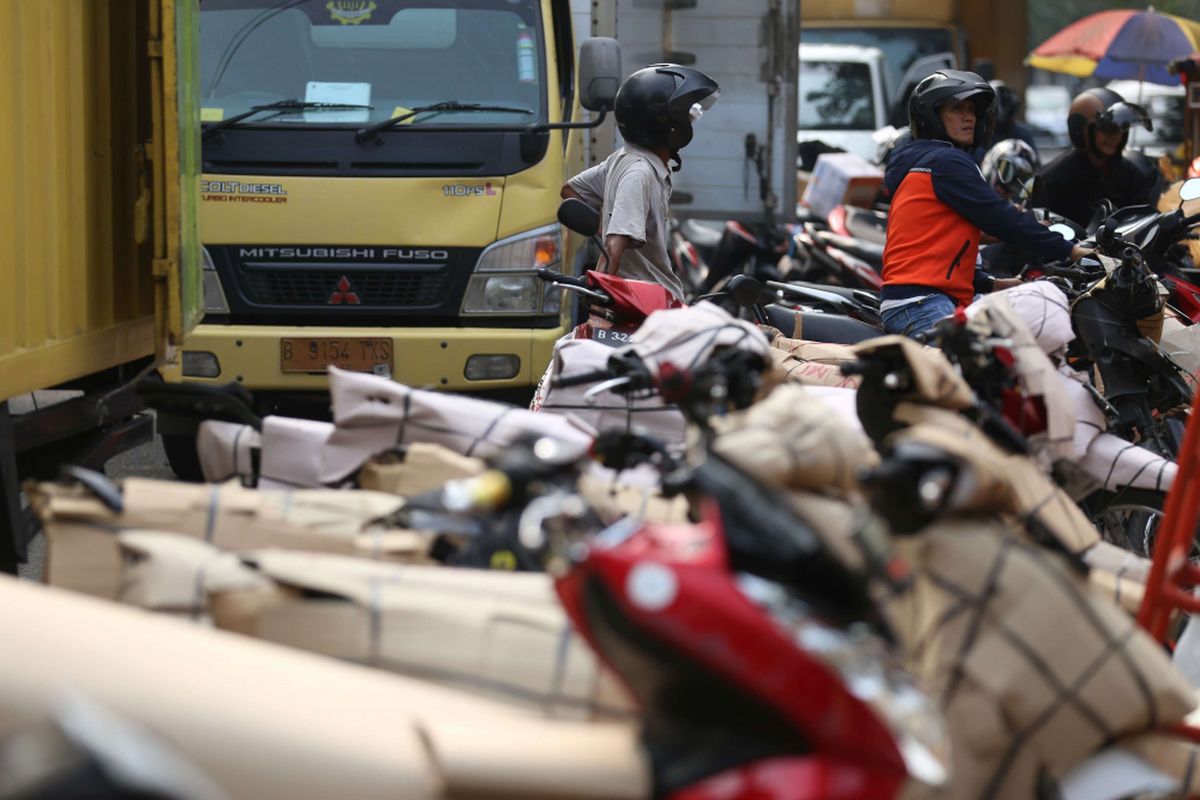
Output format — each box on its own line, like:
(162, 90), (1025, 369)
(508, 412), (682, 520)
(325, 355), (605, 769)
(29, 478), (443, 599)
(196, 419), (261, 485)
(625, 302), (770, 376)
(536, 337), (687, 445)
(0, 575), (650, 800)
(356, 444), (487, 496)
(424, 717), (648, 800)
(1082, 541), (1152, 617)
(761, 329), (862, 389)
(853, 336), (975, 410)
(576, 469), (690, 525)
(113, 530), (272, 617)
(966, 289), (1077, 465)
(889, 521), (1195, 800)
(713, 383), (875, 493)
(206, 550), (636, 721)
(196, 416), (341, 490)
(1122, 733), (1200, 796)
(322, 367), (595, 484)
(892, 407), (1101, 554)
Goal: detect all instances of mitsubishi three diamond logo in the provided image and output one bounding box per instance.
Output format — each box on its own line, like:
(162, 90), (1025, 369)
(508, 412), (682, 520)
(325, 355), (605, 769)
(328, 275), (361, 305)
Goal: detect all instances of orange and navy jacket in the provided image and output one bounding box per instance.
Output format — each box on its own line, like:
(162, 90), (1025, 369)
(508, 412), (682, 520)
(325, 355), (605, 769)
(882, 139), (1073, 305)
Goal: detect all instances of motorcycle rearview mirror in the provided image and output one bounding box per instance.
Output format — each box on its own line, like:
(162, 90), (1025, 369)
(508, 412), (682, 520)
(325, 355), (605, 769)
(558, 198), (601, 238)
(725, 274), (765, 308)
(1048, 223), (1076, 242)
(1180, 177), (1200, 205)
(578, 38), (621, 112)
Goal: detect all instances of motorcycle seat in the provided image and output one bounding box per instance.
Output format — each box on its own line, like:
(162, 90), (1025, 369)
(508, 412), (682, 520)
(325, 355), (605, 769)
(679, 218), (724, 250)
(813, 231), (885, 264)
(842, 207), (889, 246)
(772, 280), (880, 309)
(764, 304), (882, 344)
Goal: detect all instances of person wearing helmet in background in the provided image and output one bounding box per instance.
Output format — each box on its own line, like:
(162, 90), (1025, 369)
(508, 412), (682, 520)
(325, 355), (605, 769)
(881, 71), (1089, 338)
(979, 139), (1043, 277)
(1030, 87), (1154, 227)
(561, 64), (719, 301)
(988, 80), (1038, 155)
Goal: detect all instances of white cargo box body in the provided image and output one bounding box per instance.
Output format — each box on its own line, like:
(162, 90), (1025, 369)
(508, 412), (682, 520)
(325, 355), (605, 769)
(582, 0), (800, 223)
(801, 152), (883, 220)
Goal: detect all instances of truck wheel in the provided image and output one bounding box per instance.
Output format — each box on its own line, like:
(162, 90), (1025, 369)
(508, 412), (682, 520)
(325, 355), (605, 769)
(161, 434), (204, 482)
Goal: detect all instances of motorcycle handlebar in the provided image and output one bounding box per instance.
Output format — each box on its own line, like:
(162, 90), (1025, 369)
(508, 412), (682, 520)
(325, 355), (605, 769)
(536, 268), (586, 288)
(1185, 211), (1200, 228)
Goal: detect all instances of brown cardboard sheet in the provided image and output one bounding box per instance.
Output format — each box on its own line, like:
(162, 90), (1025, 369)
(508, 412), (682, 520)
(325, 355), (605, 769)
(207, 549), (637, 720)
(29, 479), (439, 599)
(0, 576), (649, 800)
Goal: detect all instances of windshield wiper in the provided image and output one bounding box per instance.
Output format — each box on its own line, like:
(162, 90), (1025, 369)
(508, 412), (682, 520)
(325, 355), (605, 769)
(202, 99), (373, 141)
(355, 101), (533, 144)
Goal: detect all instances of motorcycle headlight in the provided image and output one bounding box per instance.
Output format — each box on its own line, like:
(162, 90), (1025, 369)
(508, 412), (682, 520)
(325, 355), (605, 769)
(462, 225), (562, 316)
(737, 574), (949, 788)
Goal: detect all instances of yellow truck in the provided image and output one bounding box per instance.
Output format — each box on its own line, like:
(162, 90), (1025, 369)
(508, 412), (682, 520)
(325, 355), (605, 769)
(171, 2), (618, 444)
(0, 0), (201, 572)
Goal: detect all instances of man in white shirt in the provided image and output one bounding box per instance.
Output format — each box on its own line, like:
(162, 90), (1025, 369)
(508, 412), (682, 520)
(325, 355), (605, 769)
(561, 64), (719, 302)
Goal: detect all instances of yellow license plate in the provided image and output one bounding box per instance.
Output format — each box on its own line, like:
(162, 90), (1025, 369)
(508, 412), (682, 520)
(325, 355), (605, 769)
(280, 337), (394, 374)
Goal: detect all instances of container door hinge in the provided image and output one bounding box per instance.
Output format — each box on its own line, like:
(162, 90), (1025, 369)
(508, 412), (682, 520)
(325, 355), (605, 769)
(152, 258), (174, 279)
(147, 38), (163, 59)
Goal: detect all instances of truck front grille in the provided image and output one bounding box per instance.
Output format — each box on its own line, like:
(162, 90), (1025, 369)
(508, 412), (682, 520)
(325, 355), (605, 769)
(238, 266), (449, 307)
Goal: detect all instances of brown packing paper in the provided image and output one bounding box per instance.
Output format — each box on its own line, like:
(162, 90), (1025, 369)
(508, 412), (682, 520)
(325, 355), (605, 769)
(1122, 733), (1200, 795)
(114, 531), (271, 614)
(890, 407), (1101, 554)
(357, 443), (486, 495)
(209, 550), (637, 721)
(426, 718), (648, 800)
(0, 576), (649, 800)
(30, 479), (441, 599)
(853, 336), (976, 410)
(576, 472), (690, 525)
(887, 522), (1194, 799)
(714, 383), (875, 493)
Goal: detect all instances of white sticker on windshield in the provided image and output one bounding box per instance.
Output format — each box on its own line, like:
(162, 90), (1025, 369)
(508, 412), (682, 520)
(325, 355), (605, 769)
(304, 82), (371, 122)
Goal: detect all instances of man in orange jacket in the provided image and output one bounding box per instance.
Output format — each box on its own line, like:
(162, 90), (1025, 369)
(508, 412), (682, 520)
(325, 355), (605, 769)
(880, 71), (1091, 337)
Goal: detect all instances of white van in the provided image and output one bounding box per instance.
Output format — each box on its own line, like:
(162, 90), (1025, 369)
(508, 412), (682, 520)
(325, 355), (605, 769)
(798, 43), (889, 163)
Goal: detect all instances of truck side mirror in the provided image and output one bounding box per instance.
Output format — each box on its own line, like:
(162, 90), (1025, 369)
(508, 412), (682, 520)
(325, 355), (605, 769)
(579, 38), (621, 112)
(558, 198), (601, 237)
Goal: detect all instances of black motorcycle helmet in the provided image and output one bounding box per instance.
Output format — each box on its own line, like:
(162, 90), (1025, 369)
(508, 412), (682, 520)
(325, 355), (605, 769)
(1067, 87), (1151, 157)
(615, 64), (719, 167)
(988, 79), (1021, 130)
(908, 70), (995, 150)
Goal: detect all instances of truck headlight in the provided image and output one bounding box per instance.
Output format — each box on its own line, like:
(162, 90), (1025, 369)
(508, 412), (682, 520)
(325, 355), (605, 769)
(201, 246), (230, 315)
(461, 224), (561, 316)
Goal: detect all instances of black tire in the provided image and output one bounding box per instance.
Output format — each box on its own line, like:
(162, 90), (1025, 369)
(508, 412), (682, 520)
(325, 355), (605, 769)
(161, 433), (204, 482)
(1085, 487), (1191, 558)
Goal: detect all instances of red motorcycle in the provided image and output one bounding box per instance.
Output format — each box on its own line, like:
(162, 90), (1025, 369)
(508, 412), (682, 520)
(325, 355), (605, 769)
(523, 347), (948, 798)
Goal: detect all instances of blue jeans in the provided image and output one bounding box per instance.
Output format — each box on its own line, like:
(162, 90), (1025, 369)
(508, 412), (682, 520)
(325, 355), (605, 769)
(880, 293), (957, 338)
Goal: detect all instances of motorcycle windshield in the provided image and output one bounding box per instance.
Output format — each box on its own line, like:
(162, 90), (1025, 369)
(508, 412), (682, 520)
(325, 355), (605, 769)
(586, 271), (682, 319)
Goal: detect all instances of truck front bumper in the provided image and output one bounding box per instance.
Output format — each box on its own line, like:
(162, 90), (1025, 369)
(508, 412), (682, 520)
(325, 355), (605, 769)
(164, 323), (563, 392)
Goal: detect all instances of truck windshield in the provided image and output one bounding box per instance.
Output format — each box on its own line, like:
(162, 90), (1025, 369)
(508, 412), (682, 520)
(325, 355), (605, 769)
(800, 28), (955, 102)
(199, 0), (545, 128)
(799, 61), (875, 130)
